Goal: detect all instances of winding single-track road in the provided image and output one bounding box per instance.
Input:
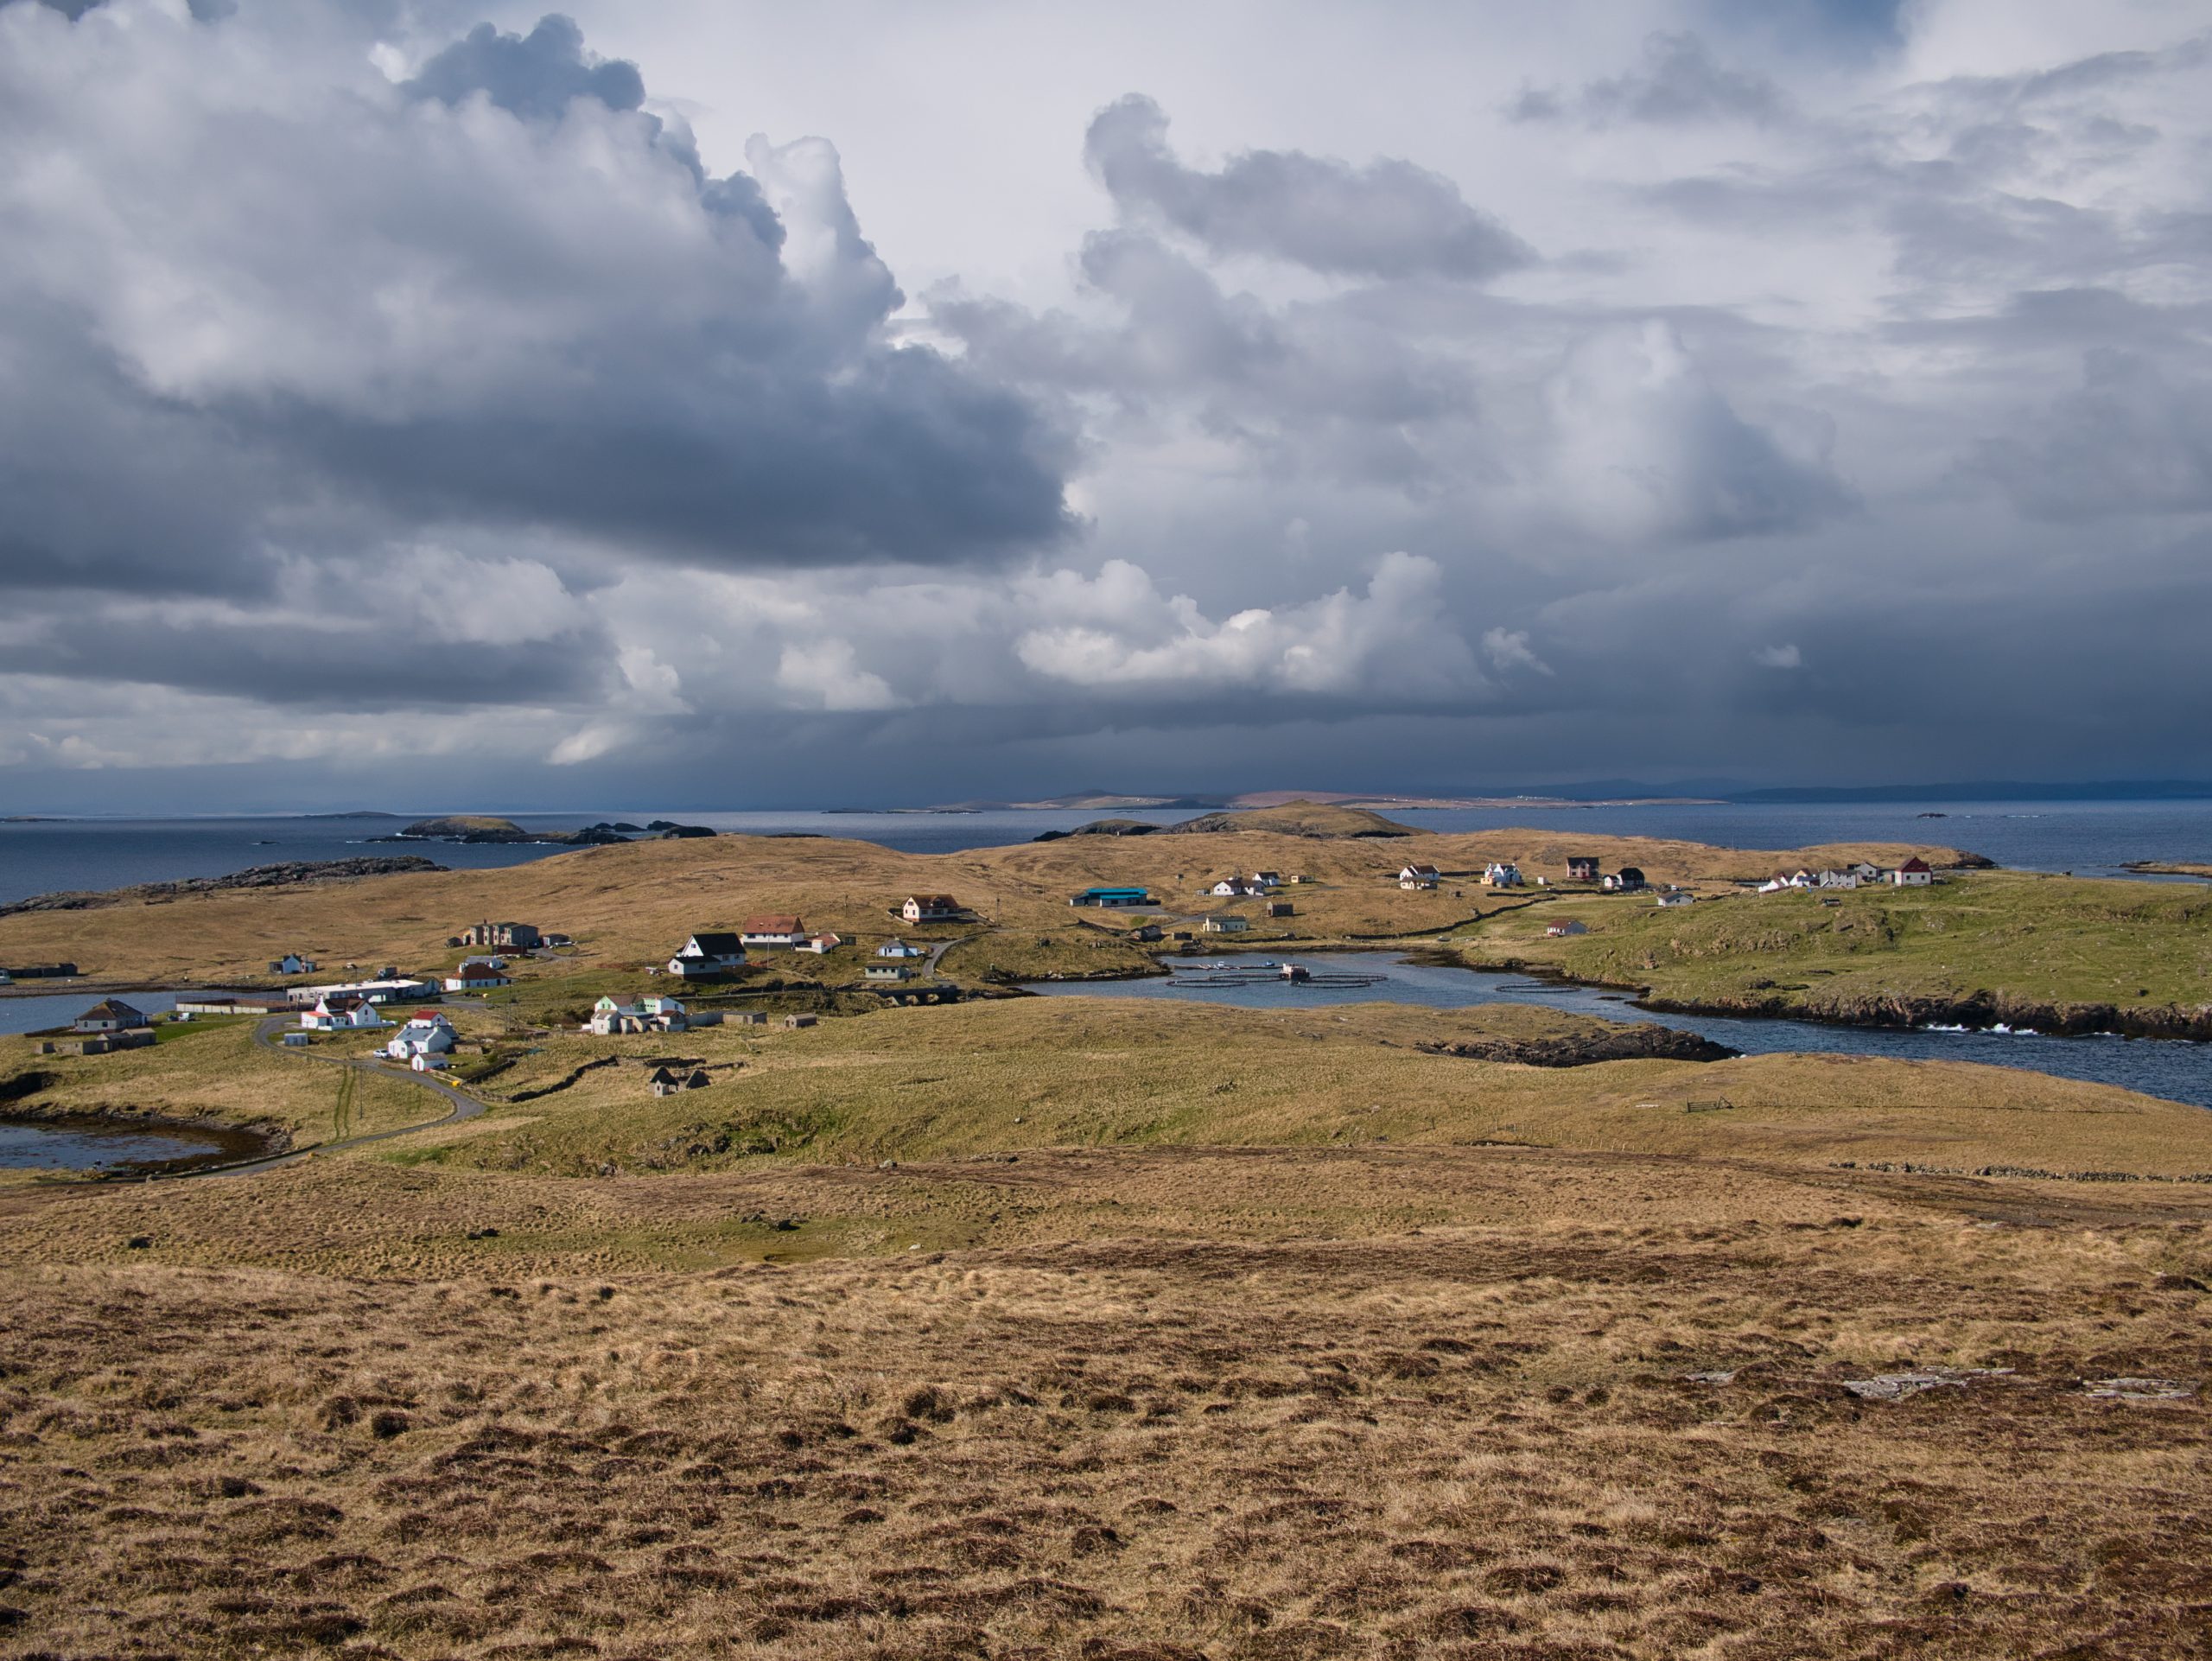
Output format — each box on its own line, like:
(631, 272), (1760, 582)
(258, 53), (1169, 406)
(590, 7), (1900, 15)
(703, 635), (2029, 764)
(181, 1016), (489, 1177)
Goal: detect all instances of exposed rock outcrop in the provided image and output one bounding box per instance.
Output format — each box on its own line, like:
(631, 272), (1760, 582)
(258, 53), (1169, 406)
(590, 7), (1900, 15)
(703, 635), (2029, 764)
(1416, 1025), (1737, 1067)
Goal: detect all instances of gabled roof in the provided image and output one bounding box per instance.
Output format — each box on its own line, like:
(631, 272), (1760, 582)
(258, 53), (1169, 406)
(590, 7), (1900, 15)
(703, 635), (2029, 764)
(647, 1066), (682, 1086)
(906, 894), (961, 908)
(685, 931), (746, 956)
(79, 999), (144, 1021)
(1899, 856), (1932, 872)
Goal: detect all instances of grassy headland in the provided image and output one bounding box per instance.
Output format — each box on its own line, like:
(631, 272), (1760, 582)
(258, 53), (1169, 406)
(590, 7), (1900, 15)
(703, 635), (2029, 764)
(1452, 871), (2212, 1038)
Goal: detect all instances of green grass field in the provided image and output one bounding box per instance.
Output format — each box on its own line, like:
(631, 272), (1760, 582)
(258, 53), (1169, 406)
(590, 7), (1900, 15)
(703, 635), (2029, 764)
(1457, 871), (2212, 1029)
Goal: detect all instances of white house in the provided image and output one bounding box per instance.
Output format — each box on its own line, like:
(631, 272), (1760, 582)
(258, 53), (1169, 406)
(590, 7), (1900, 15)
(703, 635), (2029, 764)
(1602, 868), (1646, 893)
(741, 914), (810, 949)
(798, 932), (843, 954)
(877, 939), (925, 959)
(1210, 876), (1259, 897)
(385, 1015), (456, 1060)
(1892, 856), (1935, 887)
(1201, 914), (1251, 933)
(443, 958), (511, 993)
(1847, 862), (1881, 882)
(1815, 869), (1859, 890)
(1482, 862), (1522, 888)
(300, 996), (385, 1033)
(269, 953), (316, 976)
(901, 895), (963, 923)
(73, 999), (149, 1034)
(1399, 863), (1441, 890)
(410, 1051), (448, 1072)
(1545, 920), (1588, 937)
(1249, 871), (1281, 890)
(588, 995), (689, 1035)
(1656, 890), (1695, 908)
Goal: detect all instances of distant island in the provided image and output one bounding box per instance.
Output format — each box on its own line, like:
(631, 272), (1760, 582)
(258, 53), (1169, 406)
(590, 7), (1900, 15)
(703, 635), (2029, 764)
(374, 816), (711, 845)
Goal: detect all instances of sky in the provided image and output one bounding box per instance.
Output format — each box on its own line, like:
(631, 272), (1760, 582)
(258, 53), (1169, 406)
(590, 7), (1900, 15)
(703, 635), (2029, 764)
(3, 0), (2210, 811)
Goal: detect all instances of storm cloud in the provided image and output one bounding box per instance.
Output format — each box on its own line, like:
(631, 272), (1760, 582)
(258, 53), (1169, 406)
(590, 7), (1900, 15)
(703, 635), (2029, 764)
(2, 0), (2209, 808)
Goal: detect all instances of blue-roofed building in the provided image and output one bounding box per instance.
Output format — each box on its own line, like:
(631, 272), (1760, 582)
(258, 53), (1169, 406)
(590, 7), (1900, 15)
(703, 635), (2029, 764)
(1069, 886), (1153, 908)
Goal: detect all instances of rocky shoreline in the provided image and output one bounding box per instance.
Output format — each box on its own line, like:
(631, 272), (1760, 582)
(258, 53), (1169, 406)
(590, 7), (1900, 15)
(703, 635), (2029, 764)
(1635, 988), (2212, 1043)
(0, 856), (448, 918)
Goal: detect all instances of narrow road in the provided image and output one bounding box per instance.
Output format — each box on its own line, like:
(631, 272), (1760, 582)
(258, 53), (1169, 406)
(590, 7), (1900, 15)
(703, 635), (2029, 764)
(924, 933), (972, 979)
(181, 1017), (488, 1177)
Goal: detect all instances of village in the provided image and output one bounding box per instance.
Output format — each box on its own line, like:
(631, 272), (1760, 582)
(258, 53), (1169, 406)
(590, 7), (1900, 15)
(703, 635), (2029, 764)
(13, 838), (1955, 1092)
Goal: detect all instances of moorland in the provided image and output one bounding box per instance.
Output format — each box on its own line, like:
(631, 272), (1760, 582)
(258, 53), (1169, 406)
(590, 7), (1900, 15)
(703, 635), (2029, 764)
(2, 813), (2209, 1658)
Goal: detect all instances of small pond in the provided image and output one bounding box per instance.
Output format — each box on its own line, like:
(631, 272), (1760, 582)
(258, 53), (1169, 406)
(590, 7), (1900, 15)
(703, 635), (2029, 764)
(0, 1114), (268, 1174)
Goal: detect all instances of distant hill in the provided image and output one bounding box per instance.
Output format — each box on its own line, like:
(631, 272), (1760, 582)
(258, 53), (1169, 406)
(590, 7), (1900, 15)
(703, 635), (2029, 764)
(1166, 799), (1416, 838)
(1031, 818), (1163, 842)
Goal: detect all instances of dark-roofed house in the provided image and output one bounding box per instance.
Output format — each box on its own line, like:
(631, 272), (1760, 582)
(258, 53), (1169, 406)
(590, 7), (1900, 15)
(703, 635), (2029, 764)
(73, 999), (149, 1034)
(649, 1066), (712, 1098)
(670, 932), (747, 977)
(1567, 856), (1599, 881)
(1603, 868), (1646, 893)
(901, 895), (964, 923)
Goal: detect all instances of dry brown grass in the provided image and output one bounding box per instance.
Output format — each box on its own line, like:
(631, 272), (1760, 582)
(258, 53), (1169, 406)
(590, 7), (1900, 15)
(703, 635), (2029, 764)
(2, 1145), (2208, 1659)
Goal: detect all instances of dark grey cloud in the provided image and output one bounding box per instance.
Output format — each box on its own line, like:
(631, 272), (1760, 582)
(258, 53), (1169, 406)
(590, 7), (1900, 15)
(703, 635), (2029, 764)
(406, 13), (643, 121)
(1084, 94), (1532, 282)
(5, 610), (610, 711)
(0, 7), (1071, 602)
(1511, 33), (1791, 127)
(1973, 349), (2212, 520)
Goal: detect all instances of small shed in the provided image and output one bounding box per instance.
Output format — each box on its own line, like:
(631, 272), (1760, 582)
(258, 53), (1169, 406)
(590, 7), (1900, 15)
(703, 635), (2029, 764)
(783, 1012), (817, 1029)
